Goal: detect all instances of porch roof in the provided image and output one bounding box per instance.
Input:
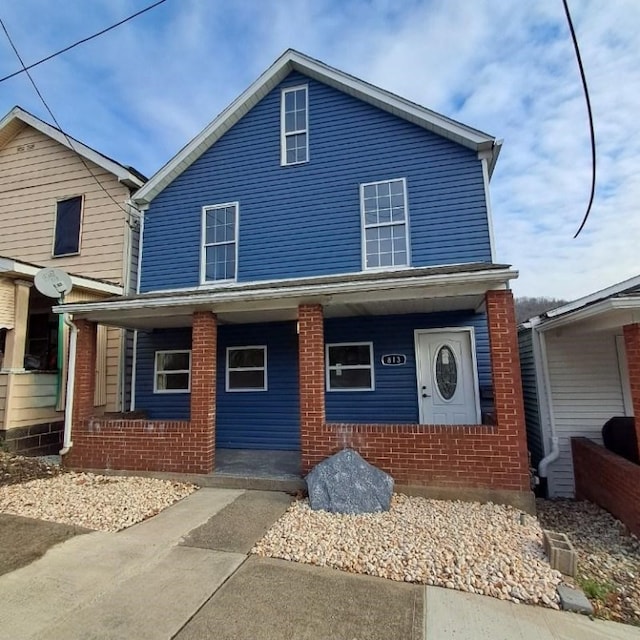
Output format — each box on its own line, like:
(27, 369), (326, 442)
(53, 262), (517, 329)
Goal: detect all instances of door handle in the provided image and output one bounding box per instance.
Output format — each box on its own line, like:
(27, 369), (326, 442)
(422, 393), (430, 398)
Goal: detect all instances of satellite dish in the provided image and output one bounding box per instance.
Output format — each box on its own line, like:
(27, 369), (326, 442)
(34, 267), (73, 300)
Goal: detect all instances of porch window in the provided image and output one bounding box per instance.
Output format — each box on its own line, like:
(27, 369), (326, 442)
(202, 202), (238, 283)
(326, 342), (374, 391)
(53, 195), (83, 257)
(281, 85), (308, 165)
(226, 346), (267, 391)
(154, 350), (191, 393)
(360, 178), (409, 270)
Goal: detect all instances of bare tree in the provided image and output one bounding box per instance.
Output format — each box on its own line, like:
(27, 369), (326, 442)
(515, 297), (568, 324)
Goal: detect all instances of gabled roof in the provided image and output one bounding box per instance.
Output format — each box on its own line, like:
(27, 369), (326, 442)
(133, 49), (501, 207)
(523, 274), (640, 331)
(0, 106), (146, 189)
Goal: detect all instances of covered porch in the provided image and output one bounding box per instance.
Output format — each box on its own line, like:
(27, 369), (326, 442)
(57, 263), (532, 506)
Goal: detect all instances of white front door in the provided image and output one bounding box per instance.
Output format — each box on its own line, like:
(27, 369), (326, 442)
(415, 329), (480, 425)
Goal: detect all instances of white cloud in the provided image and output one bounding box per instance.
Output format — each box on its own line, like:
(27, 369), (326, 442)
(0, 0), (638, 299)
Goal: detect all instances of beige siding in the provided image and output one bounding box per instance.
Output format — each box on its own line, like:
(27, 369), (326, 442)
(0, 125), (130, 284)
(4, 372), (59, 429)
(546, 329), (626, 498)
(0, 277), (14, 328)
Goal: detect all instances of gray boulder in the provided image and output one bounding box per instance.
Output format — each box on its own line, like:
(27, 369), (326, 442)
(305, 449), (393, 514)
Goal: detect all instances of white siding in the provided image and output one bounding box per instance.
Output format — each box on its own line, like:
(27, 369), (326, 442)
(546, 329), (626, 497)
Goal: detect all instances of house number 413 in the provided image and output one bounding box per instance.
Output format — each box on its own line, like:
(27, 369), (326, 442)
(381, 354), (406, 366)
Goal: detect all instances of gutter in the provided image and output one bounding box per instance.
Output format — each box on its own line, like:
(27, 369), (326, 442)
(530, 317), (560, 491)
(60, 313), (78, 456)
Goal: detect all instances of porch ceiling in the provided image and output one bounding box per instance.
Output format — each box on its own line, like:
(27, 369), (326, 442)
(53, 263), (516, 330)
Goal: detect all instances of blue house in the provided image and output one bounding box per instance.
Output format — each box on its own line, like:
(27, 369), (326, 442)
(60, 50), (532, 506)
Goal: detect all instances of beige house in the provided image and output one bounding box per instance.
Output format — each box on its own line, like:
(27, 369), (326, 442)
(0, 107), (145, 454)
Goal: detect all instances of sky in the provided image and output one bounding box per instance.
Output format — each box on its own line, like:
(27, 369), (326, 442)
(0, 0), (638, 300)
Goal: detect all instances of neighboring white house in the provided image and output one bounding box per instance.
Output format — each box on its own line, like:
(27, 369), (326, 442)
(519, 275), (640, 498)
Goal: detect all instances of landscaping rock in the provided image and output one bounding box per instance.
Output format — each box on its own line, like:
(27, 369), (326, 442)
(305, 449), (393, 514)
(558, 584), (594, 615)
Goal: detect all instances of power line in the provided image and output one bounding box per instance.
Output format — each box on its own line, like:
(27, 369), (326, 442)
(0, 0), (168, 84)
(562, 0), (597, 239)
(0, 16), (140, 225)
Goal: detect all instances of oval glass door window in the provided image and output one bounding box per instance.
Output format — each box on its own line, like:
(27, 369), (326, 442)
(435, 345), (457, 400)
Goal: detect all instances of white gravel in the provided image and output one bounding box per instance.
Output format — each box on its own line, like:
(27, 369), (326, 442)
(0, 472), (197, 532)
(252, 494), (563, 608)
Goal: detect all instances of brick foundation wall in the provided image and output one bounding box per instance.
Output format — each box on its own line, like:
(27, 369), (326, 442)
(65, 314), (217, 475)
(65, 418), (207, 473)
(572, 437), (640, 537)
(623, 323), (640, 460)
(298, 291), (531, 493)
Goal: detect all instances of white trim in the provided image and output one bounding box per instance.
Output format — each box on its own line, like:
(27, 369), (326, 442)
(153, 349), (191, 394)
(536, 297), (640, 332)
(478, 154), (496, 262)
(540, 274), (640, 320)
(132, 50), (498, 207)
(225, 345), (267, 392)
(360, 177), (410, 271)
(200, 202), (239, 284)
(52, 194), (84, 258)
(0, 256), (122, 295)
(616, 335), (634, 416)
(280, 84), (309, 166)
(55, 267), (517, 316)
(130, 330), (138, 411)
(413, 327), (481, 424)
(0, 107), (144, 188)
(325, 341), (375, 392)
(136, 209), (145, 295)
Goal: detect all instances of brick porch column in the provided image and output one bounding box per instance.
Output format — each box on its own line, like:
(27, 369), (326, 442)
(190, 311), (216, 473)
(485, 289), (529, 490)
(72, 319), (97, 426)
(623, 323), (640, 460)
(298, 304), (325, 474)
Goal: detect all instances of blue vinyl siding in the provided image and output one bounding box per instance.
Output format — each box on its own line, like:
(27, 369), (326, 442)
(140, 71), (491, 293)
(134, 311), (491, 440)
(217, 321), (300, 450)
(135, 328), (192, 420)
(134, 322), (300, 450)
(325, 311), (491, 423)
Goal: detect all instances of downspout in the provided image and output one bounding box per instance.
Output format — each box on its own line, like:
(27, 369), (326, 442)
(532, 319), (560, 493)
(60, 312), (78, 455)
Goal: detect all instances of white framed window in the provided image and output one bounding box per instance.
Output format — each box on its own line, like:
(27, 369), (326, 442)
(226, 346), (267, 392)
(201, 202), (238, 283)
(154, 350), (191, 393)
(281, 85), (308, 165)
(360, 178), (409, 270)
(326, 342), (375, 391)
(53, 195), (83, 257)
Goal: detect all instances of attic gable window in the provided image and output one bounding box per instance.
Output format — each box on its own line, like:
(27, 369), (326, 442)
(361, 178), (409, 270)
(281, 85), (308, 165)
(53, 195), (83, 257)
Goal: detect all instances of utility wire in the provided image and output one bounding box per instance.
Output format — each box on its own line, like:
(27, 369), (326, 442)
(0, 0), (168, 84)
(562, 0), (597, 239)
(0, 16), (140, 225)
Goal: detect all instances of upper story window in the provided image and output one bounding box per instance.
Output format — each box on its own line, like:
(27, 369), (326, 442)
(281, 85), (308, 165)
(202, 202), (238, 283)
(154, 350), (191, 393)
(53, 195), (83, 257)
(360, 178), (409, 270)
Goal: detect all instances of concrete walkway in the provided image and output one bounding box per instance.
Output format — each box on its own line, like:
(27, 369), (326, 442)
(0, 488), (638, 640)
